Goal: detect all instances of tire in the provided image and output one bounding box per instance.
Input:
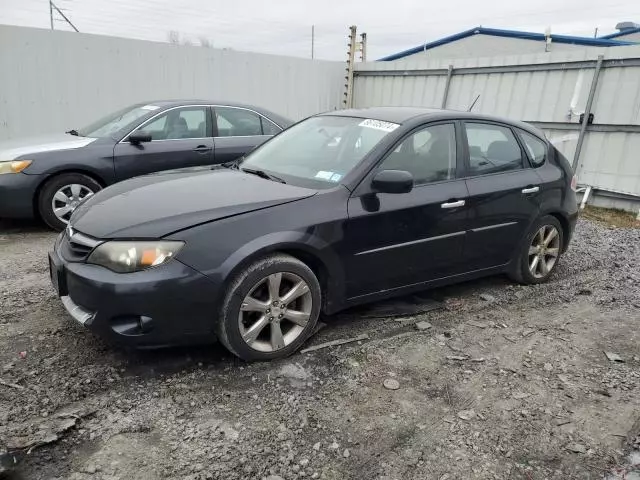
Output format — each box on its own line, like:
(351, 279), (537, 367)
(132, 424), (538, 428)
(217, 254), (321, 361)
(509, 215), (564, 285)
(38, 173), (102, 231)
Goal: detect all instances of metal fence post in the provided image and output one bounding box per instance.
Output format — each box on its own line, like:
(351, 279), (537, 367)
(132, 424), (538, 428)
(441, 65), (454, 109)
(572, 54), (604, 172)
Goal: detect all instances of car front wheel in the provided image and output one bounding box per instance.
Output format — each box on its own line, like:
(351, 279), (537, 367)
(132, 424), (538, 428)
(510, 215), (564, 284)
(217, 254), (321, 361)
(38, 173), (102, 231)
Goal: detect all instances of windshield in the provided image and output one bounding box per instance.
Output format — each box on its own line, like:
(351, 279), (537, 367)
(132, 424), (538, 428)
(77, 104), (160, 138)
(240, 115), (398, 188)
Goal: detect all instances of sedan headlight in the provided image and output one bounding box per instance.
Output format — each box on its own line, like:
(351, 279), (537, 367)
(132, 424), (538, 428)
(0, 160), (32, 174)
(87, 241), (184, 273)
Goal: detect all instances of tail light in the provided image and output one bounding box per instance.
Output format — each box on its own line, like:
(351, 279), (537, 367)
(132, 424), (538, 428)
(570, 175), (578, 192)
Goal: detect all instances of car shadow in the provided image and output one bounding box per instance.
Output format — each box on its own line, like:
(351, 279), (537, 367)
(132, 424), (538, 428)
(115, 273), (513, 378)
(0, 217), (50, 234)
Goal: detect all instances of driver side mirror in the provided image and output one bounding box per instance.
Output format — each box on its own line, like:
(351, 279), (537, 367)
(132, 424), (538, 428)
(371, 170), (414, 194)
(128, 132), (152, 145)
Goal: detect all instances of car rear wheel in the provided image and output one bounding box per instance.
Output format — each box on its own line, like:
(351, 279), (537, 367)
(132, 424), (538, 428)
(217, 254), (321, 361)
(509, 215), (564, 285)
(38, 173), (102, 231)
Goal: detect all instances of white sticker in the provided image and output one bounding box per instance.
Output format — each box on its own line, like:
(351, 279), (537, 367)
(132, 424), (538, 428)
(359, 119), (400, 132)
(330, 173), (342, 182)
(315, 171), (334, 180)
(141, 105), (160, 111)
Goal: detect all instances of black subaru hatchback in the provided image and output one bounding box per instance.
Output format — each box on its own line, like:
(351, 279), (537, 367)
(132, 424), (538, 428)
(49, 107), (578, 361)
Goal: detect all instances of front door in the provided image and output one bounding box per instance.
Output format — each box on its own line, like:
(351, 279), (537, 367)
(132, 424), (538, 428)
(344, 122), (469, 299)
(461, 121), (543, 270)
(113, 105), (214, 180)
(212, 106), (274, 164)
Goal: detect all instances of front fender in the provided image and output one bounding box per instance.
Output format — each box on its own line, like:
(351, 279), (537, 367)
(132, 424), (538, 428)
(217, 230), (346, 312)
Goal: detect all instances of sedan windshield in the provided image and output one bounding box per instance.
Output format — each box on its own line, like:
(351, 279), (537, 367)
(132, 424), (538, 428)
(77, 104), (160, 138)
(240, 116), (398, 188)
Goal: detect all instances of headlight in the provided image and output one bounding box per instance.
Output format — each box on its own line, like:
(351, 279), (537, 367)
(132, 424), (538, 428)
(87, 241), (184, 273)
(0, 160), (32, 174)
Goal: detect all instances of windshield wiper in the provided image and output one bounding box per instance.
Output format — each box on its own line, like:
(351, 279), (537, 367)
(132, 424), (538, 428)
(241, 167), (286, 184)
(218, 157), (243, 170)
(65, 129), (80, 136)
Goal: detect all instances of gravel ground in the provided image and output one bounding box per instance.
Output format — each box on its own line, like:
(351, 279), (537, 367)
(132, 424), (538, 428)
(0, 217), (639, 480)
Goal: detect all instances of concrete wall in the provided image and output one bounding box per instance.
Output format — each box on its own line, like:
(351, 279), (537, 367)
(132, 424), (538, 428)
(0, 25), (346, 140)
(396, 35), (604, 61)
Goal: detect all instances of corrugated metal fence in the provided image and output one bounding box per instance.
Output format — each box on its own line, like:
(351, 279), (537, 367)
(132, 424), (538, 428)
(353, 46), (640, 200)
(0, 25), (345, 140)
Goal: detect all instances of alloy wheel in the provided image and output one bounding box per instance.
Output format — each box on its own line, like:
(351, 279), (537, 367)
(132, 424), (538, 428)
(238, 272), (313, 353)
(528, 225), (560, 279)
(51, 184), (94, 224)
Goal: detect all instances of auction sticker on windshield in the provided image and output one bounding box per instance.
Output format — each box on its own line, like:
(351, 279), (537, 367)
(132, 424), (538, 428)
(141, 105), (160, 111)
(359, 119), (400, 132)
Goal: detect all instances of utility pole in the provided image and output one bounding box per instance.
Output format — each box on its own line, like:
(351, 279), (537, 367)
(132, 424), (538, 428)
(49, 1), (80, 32)
(311, 25), (315, 59)
(343, 25), (357, 108)
(359, 32), (367, 62)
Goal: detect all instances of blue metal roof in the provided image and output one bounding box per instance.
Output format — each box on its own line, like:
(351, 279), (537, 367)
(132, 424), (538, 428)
(379, 26), (637, 61)
(600, 27), (640, 39)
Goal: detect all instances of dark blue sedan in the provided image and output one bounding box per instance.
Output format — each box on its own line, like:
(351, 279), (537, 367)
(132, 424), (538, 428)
(0, 100), (291, 230)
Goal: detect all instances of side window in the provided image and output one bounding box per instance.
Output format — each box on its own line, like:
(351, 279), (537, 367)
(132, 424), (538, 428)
(518, 130), (547, 167)
(137, 107), (207, 140)
(465, 123), (524, 175)
(215, 107), (263, 137)
(261, 117), (282, 136)
(379, 123), (457, 185)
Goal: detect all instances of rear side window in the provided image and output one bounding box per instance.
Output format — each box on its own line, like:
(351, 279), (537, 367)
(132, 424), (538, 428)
(518, 130), (547, 167)
(464, 123), (524, 175)
(215, 107), (263, 137)
(261, 117), (282, 136)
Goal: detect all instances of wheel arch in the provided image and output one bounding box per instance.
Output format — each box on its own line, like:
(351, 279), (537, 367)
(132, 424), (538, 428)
(215, 236), (346, 315)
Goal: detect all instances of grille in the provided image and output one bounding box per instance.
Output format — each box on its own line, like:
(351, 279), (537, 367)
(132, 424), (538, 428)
(59, 229), (102, 262)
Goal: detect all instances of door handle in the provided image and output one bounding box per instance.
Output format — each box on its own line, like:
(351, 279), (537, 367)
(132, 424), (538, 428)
(441, 200), (465, 209)
(522, 186), (540, 194)
(193, 145), (212, 153)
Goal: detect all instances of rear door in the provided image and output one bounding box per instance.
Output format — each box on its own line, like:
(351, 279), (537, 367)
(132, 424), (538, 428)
(212, 106), (281, 164)
(113, 105), (214, 180)
(461, 121), (544, 270)
(344, 122), (469, 298)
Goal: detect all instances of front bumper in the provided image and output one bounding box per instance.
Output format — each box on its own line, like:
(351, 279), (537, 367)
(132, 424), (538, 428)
(0, 172), (41, 219)
(48, 242), (221, 347)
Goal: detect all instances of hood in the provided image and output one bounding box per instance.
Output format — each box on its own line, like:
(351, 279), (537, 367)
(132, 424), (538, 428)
(71, 168), (317, 238)
(0, 134), (97, 160)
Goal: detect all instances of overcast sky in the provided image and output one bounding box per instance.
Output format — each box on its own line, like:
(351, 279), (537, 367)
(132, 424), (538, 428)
(1, 0), (638, 59)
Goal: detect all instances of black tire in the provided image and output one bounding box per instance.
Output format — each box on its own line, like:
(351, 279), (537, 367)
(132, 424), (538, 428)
(38, 173), (102, 231)
(509, 215), (564, 285)
(217, 254), (321, 361)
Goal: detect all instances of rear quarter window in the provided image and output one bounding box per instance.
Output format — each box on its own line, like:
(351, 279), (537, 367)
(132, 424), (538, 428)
(518, 130), (547, 167)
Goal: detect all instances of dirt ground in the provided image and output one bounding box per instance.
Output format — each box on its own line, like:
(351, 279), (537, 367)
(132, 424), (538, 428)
(0, 216), (639, 480)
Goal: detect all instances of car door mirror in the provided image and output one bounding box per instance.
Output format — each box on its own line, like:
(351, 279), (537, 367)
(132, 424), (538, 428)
(128, 132), (152, 145)
(371, 170), (414, 194)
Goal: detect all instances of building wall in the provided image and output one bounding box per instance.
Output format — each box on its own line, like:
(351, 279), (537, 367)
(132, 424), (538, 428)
(0, 25), (345, 140)
(396, 34), (605, 61)
(609, 32), (640, 42)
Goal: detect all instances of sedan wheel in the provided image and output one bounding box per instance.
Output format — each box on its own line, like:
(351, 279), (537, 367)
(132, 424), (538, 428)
(51, 184), (95, 225)
(527, 225), (560, 279)
(38, 173), (102, 231)
(217, 254), (321, 361)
